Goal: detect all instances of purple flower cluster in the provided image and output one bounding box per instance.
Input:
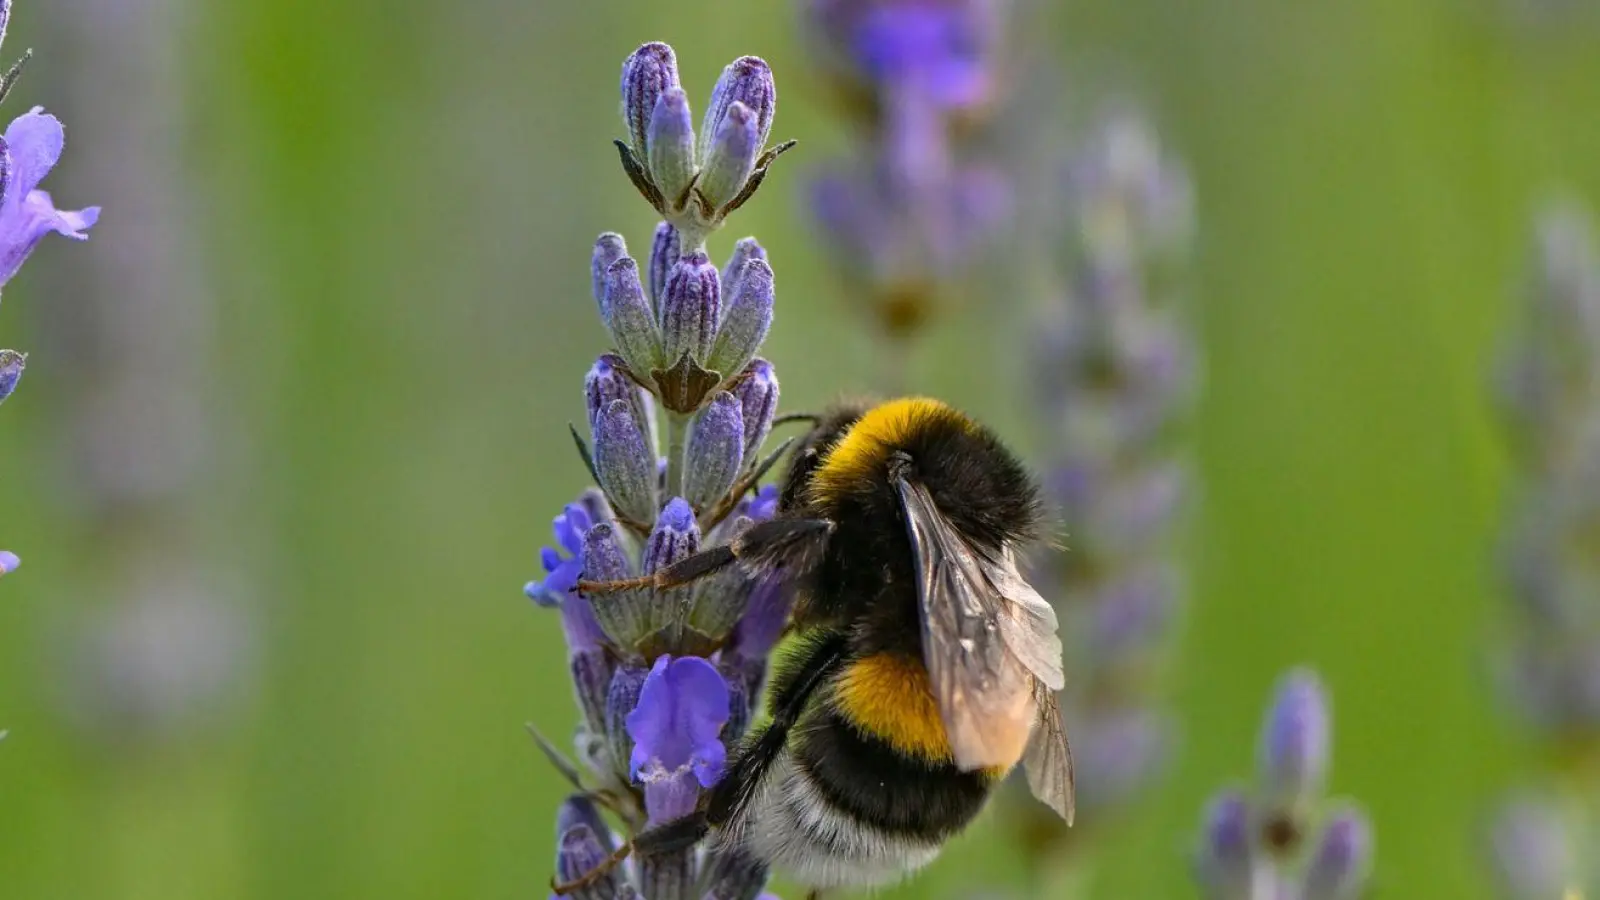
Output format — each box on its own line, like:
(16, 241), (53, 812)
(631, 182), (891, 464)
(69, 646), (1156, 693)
(1193, 670), (1373, 900)
(1011, 109), (1194, 859)
(0, 0), (101, 576)
(530, 41), (795, 900)
(1486, 200), (1600, 897)
(802, 0), (1013, 341)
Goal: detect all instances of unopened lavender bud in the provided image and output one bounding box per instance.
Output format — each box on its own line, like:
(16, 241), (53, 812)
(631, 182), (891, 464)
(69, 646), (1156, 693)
(556, 794), (615, 853)
(601, 257), (663, 375)
(701, 56), (776, 162)
(659, 252), (721, 367)
(605, 663), (650, 780)
(592, 398), (658, 524)
(698, 101), (760, 213)
(0, 349), (23, 405)
(706, 258), (774, 378)
(0, 550), (18, 576)
(648, 221), (681, 308)
(1301, 809), (1373, 900)
(732, 359), (778, 461)
(622, 42), (679, 161)
(720, 237), (767, 300)
(582, 522), (655, 647)
(644, 497), (701, 575)
(648, 88), (697, 210)
(684, 392), (745, 509)
(1194, 791), (1255, 899)
(555, 823), (626, 900)
(591, 233), (628, 313)
(1258, 669), (1330, 813)
(585, 355), (652, 455)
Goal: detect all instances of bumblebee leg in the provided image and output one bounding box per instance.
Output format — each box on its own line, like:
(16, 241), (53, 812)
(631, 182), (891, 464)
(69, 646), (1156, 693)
(548, 840), (633, 896)
(575, 518), (833, 596)
(576, 546), (737, 594)
(706, 633), (849, 826)
(548, 813), (711, 896)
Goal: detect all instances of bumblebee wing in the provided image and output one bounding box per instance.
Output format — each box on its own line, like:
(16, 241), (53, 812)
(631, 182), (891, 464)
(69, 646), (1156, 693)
(897, 476), (1036, 771)
(1023, 680), (1076, 824)
(984, 547), (1065, 692)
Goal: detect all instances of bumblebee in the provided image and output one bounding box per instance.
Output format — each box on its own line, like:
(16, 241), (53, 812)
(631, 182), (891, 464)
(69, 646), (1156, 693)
(566, 397), (1073, 895)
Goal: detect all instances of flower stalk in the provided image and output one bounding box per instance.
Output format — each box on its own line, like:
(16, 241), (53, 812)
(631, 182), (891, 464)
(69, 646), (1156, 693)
(528, 41), (792, 900)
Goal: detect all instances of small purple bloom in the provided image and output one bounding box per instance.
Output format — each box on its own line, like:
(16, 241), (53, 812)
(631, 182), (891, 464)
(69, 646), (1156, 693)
(747, 483), (780, 521)
(626, 654), (730, 784)
(524, 503), (593, 606)
(626, 655), (730, 824)
(0, 550), (18, 575)
(0, 108), (100, 290)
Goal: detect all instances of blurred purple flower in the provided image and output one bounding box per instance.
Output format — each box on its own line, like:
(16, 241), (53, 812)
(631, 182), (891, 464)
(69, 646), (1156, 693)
(0, 108), (99, 290)
(0, 549), (18, 575)
(852, 1), (995, 109)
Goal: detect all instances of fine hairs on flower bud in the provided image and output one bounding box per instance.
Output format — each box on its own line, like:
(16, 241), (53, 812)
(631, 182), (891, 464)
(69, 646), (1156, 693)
(697, 101), (760, 213)
(601, 257), (663, 376)
(592, 398), (659, 526)
(649, 221), (682, 309)
(648, 88), (697, 210)
(683, 391), (744, 509)
(591, 233), (629, 313)
(659, 251), (721, 366)
(705, 256), (774, 378)
(622, 42), (679, 162)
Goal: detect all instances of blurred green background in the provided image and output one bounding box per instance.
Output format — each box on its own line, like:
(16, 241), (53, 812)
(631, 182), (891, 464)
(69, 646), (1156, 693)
(1, 0), (1598, 897)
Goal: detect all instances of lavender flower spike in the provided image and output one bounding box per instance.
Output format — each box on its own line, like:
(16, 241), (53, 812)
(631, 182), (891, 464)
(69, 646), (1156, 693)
(0, 108), (99, 290)
(534, 41), (793, 900)
(0, 550), (18, 576)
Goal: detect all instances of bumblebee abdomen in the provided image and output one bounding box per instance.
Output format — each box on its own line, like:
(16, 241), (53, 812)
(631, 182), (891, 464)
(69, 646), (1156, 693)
(833, 651), (955, 763)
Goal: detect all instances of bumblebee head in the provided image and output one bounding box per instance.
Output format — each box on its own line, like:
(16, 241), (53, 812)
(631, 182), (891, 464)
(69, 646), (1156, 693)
(809, 397), (1042, 550)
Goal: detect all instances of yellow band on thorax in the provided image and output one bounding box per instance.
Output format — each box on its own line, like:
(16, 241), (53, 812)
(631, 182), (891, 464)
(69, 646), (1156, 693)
(810, 397), (972, 502)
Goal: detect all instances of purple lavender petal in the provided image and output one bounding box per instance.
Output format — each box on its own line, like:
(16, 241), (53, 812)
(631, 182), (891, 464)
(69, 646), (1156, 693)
(625, 654), (730, 785)
(0, 550), (18, 575)
(0, 110), (100, 289)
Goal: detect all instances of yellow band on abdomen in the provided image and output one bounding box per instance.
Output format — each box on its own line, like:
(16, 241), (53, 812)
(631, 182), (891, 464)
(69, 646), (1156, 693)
(833, 652), (955, 763)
